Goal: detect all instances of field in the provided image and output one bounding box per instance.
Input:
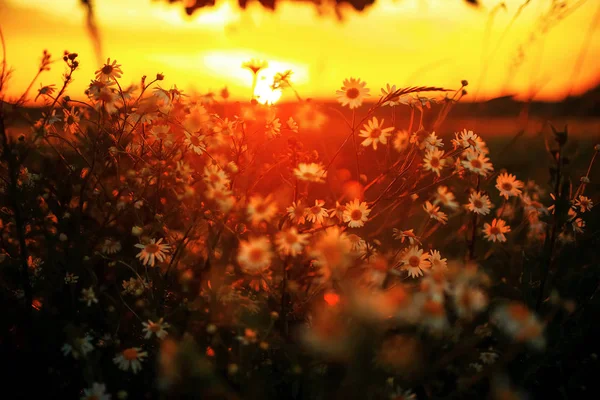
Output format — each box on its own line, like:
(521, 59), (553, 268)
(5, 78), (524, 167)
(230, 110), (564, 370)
(1, 52), (600, 400)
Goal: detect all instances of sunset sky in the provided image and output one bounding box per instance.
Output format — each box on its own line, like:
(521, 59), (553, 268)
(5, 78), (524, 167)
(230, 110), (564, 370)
(1, 0), (599, 103)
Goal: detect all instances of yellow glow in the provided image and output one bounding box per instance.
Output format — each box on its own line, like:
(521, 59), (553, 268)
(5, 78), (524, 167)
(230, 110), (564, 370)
(1, 0), (599, 103)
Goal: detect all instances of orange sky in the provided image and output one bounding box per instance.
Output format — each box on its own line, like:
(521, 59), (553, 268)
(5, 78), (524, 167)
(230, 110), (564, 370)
(1, 0), (599, 103)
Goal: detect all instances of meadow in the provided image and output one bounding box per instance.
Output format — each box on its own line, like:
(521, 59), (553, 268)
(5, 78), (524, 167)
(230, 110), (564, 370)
(1, 51), (599, 400)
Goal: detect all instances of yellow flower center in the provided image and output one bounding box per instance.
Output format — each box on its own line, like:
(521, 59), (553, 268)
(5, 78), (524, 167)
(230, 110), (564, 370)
(507, 304), (530, 321)
(346, 87), (360, 99)
(408, 255), (421, 268)
(470, 159), (482, 169)
(310, 205), (321, 215)
(123, 348), (138, 361)
(145, 243), (160, 254)
(284, 232), (298, 245)
(101, 65), (114, 75)
(430, 158), (440, 168)
(189, 135), (201, 146)
(249, 248), (264, 263)
(369, 128), (382, 139)
(350, 209), (363, 221)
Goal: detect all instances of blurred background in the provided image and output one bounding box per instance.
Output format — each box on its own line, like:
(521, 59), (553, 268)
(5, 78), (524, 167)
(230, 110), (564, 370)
(1, 0), (599, 103)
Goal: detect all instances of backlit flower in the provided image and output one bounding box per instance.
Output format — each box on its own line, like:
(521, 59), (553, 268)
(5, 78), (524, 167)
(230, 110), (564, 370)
(135, 238), (170, 267)
(466, 192), (492, 215)
(424, 132), (443, 151)
(573, 195), (593, 213)
(237, 237), (272, 275)
(483, 218), (511, 242)
(359, 117), (393, 150)
(287, 201), (307, 224)
(81, 287), (98, 306)
(294, 163), (327, 183)
(435, 186), (459, 210)
(305, 200), (329, 225)
(81, 382), (111, 400)
(401, 246), (431, 278)
(462, 149), (493, 176)
(343, 199), (371, 228)
(393, 130), (410, 152)
(275, 227), (310, 257)
(247, 195), (278, 225)
(428, 250), (447, 272)
(423, 201), (448, 224)
(142, 318), (170, 340)
(184, 131), (206, 155)
(495, 173), (524, 199)
(423, 148), (445, 176)
(113, 347), (148, 373)
(95, 58), (123, 81)
(101, 238), (122, 254)
(380, 83), (402, 107)
(336, 77), (369, 109)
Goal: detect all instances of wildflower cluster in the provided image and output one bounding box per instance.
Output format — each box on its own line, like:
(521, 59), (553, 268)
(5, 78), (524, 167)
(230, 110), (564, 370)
(0, 53), (598, 399)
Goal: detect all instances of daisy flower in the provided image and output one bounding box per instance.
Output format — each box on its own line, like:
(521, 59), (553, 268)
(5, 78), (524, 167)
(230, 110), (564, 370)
(81, 382), (111, 400)
(328, 201), (346, 222)
(466, 192), (492, 215)
(492, 302), (545, 349)
(184, 131), (206, 155)
(113, 347), (148, 374)
(95, 58), (123, 81)
(237, 237), (272, 275)
(358, 117), (393, 150)
(336, 77), (369, 109)
(135, 238), (170, 267)
(247, 195), (278, 225)
(275, 227), (310, 257)
(462, 149), (494, 176)
(346, 233), (367, 253)
(265, 117), (282, 138)
(203, 164), (229, 188)
(286, 117), (299, 133)
(573, 195), (593, 213)
(142, 318), (170, 340)
(401, 246), (431, 278)
(305, 200), (329, 225)
(286, 201), (307, 224)
(380, 83), (401, 107)
(294, 163), (327, 183)
(64, 272), (79, 284)
(483, 218), (511, 242)
(212, 117), (234, 136)
(392, 228), (420, 245)
(423, 148), (445, 176)
(393, 130), (410, 152)
(101, 238), (121, 254)
(424, 132), (443, 151)
(62, 335), (94, 359)
(63, 106), (80, 134)
(242, 59), (268, 75)
(452, 129), (487, 154)
(81, 287), (98, 306)
(435, 186), (459, 209)
(423, 201), (448, 224)
(343, 199), (371, 228)
(428, 250), (448, 272)
(495, 173), (524, 199)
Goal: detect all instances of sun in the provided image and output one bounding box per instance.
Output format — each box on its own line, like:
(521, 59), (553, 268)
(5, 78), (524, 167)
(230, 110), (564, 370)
(254, 78), (282, 105)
